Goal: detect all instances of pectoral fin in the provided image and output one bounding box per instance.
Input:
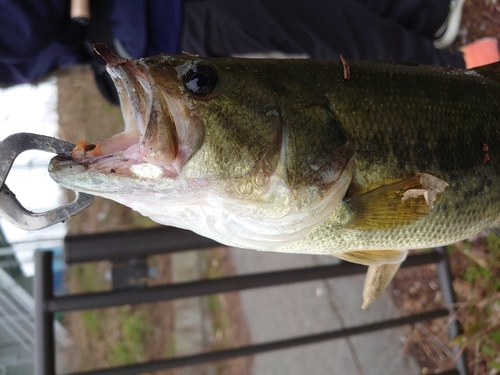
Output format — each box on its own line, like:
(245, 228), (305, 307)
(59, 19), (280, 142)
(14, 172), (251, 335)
(346, 174), (448, 230)
(362, 262), (403, 309)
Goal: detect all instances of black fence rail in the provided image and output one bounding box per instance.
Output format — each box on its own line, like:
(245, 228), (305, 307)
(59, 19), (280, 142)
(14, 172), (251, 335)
(35, 227), (468, 375)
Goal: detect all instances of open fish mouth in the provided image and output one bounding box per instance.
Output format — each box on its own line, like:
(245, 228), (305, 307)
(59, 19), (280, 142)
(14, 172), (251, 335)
(50, 44), (193, 183)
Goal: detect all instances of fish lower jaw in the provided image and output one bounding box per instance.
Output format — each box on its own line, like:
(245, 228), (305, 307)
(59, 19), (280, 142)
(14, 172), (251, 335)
(49, 145), (181, 195)
(87, 158), (180, 181)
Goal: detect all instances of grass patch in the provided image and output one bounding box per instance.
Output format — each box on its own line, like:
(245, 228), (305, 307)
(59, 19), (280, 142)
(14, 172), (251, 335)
(110, 342), (134, 365)
(203, 250), (229, 342)
(81, 311), (101, 339)
(165, 332), (176, 358)
(203, 250), (232, 374)
(204, 251), (231, 344)
(69, 262), (110, 293)
(106, 307), (154, 365)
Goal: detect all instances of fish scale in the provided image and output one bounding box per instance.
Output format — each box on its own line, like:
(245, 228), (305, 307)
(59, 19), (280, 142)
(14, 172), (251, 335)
(304, 61), (500, 253)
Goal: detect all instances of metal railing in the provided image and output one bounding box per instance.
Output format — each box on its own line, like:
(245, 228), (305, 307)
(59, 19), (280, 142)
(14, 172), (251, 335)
(34, 226), (468, 375)
(0, 265), (35, 370)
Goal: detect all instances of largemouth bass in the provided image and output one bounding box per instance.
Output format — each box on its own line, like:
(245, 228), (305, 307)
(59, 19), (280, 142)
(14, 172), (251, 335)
(50, 44), (500, 307)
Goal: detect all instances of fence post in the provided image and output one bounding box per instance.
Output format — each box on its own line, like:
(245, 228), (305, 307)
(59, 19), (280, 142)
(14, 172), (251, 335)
(34, 251), (55, 375)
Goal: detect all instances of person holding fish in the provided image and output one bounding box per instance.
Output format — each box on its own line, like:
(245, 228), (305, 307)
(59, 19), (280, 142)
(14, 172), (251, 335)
(181, 0), (498, 68)
(0, 0), (498, 103)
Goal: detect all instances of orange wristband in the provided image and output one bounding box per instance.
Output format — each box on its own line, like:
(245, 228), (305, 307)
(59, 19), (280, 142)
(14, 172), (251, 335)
(461, 37), (500, 68)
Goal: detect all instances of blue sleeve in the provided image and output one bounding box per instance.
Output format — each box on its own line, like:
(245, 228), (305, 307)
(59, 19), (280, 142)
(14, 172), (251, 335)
(146, 0), (183, 55)
(0, 42), (87, 85)
(0, 0), (183, 85)
(108, 0), (148, 58)
(0, 0), (70, 63)
(108, 0), (183, 58)
(0, 0), (86, 84)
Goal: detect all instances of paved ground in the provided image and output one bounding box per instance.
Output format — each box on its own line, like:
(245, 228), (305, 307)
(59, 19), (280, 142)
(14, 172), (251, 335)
(172, 251), (216, 375)
(230, 248), (420, 375)
(172, 248), (420, 375)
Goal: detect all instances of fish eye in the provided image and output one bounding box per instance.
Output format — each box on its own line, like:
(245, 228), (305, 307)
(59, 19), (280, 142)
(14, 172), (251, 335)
(183, 65), (218, 95)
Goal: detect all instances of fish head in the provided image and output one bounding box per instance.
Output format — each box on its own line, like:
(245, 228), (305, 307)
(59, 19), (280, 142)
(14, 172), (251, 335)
(49, 46), (354, 248)
(50, 45), (291, 193)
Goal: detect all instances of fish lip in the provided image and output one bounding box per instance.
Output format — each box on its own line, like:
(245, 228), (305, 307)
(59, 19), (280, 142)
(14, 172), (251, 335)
(51, 154), (73, 163)
(94, 42), (152, 147)
(107, 59), (153, 142)
(107, 55), (182, 167)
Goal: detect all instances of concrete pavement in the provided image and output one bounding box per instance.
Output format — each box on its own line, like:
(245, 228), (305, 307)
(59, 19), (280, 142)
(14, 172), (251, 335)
(230, 248), (420, 375)
(171, 248), (420, 375)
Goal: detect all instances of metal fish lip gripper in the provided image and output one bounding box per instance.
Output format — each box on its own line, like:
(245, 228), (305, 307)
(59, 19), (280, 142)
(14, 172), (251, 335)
(0, 133), (93, 230)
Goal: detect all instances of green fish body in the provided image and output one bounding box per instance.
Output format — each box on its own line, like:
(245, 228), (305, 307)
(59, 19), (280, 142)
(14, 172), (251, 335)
(49, 45), (500, 305)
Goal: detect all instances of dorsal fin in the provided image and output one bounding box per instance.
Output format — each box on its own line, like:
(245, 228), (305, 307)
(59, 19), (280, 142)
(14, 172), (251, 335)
(473, 61), (500, 85)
